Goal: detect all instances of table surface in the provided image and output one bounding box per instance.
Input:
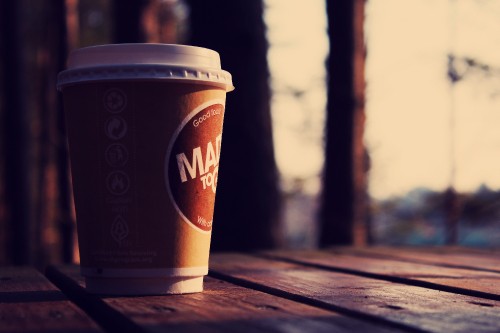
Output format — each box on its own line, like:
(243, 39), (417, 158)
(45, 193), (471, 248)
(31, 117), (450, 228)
(1, 246), (500, 333)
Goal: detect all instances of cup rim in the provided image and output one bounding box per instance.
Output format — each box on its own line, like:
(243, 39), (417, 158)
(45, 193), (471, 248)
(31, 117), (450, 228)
(58, 44), (234, 92)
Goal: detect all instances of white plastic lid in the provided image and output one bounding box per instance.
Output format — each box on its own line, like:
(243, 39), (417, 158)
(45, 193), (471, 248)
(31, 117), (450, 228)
(57, 44), (234, 91)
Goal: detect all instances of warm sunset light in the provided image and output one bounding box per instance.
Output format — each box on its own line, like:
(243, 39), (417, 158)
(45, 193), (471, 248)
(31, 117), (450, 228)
(366, 0), (500, 199)
(266, 0), (500, 199)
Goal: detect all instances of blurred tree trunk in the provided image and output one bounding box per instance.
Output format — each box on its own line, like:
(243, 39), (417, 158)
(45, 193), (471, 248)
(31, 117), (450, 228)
(0, 2), (4, 265)
(1, 0), (34, 264)
(30, 0), (71, 267)
(50, 0), (74, 264)
(66, 0), (79, 51)
(113, 0), (181, 43)
(113, 0), (146, 42)
(141, 0), (186, 43)
(444, 187), (460, 244)
(186, 0), (283, 251)
(1, 0), (73, 266)
(320, 0), (369, 246)
(65, 0), (80, 263)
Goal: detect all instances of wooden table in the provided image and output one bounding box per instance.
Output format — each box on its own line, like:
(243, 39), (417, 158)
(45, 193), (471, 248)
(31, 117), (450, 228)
(1, 247), (500, 333)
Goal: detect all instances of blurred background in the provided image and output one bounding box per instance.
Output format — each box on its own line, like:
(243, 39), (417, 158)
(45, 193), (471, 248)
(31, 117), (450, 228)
(1, 0), (499, 269)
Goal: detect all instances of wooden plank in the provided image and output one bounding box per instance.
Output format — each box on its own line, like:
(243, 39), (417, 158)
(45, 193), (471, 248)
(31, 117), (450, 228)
(260, 249), (500, 299)
(209, 253), (500, 333)
(0, 267), (102, 333)
(46, 265), (404, 333)
(375, 246), (500, 256)
(331, 246), (500, 273)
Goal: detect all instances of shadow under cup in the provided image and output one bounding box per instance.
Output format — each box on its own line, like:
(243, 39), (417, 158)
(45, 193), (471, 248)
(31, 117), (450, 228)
(57, 44), (234, 295)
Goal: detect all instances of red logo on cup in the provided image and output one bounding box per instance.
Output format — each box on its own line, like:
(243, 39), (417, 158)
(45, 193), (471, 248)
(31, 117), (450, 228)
(166, 102), (225, 233)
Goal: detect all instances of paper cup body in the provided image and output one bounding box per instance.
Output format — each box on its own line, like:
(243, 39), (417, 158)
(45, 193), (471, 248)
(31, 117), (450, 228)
(58, 44), (233, 295)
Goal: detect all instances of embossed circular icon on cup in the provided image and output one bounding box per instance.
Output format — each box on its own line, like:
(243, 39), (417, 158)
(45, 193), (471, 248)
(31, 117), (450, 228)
(105, 143), (129, 167)
(111, 215), (129, 244)
(106, 171), (130, 195)
(105, 116), (128, 140)
(104, 88), (127, 113)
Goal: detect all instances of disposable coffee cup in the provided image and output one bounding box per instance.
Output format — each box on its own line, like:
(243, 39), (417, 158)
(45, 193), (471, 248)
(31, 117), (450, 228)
(57, 44), (234, 295)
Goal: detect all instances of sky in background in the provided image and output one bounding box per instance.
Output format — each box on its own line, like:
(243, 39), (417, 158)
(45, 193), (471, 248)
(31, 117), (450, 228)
(264, 0), (328, 194)
(265, 0), (500, 200)
(366, 0), (500, 198)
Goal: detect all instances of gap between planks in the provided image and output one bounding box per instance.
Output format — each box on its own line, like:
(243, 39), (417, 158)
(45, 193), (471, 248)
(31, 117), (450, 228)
(253, 252), (500, 302)
(45, 266), (148, 333)
(330, 247), (500, 274)
(207, 269), (429, 333)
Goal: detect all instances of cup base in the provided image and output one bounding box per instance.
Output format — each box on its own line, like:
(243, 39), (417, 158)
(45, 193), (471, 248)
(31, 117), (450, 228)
(85, 276), (203, 295)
